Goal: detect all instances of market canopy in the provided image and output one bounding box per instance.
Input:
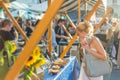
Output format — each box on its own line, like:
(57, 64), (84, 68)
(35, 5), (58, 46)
(8, 1), (44, 20)
(8, 0), (107, 20)
(29, 0), (106, 13)
(10, 1), (29, 10)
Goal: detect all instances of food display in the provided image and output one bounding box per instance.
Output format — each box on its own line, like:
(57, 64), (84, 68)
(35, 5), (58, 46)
(48, 58), (69, 74)
(52, 65), (60, 69)
(49, 69), (60, 74)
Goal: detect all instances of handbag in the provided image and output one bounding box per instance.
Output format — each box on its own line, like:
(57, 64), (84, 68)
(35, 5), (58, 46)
(84, 50), (112, 77)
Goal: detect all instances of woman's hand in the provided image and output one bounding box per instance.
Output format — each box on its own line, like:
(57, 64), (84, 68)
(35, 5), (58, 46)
(81, 40), (91, 52)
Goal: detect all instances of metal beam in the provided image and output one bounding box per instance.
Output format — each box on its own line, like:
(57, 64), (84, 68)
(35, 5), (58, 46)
(48, 0), (51, 7)
(16, 16), (20, 21)
(60, 34), (77, 58)
(62, 24), (72, 39)
(94, 8), (112, 33)
(65, 13), (76, 29)
(48, 0), (52, 54)
(85, 0), (101, 21)
(5, 0), (64, 79)
(48, 24), (52, 54)
(0, 1), (29, 42)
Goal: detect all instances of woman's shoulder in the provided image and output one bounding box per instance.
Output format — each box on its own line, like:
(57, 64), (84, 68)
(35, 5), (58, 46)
(91, 36), (101, 45)
(92, 36), (99, 40)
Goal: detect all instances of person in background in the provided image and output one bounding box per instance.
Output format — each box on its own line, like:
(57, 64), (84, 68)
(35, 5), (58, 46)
(45, 28), (58, 58)
(111, 21), (117, 32)
(55, 19), (70, 57)
(25, 20), (33, 38)
(106, 28), (116, 58)
(0, 19), (14, 42)
(10, 27), (18, 42)
(114, 22), (120, 69)
(55, 19), (69, 44)
(67, 24), (75, 36)
(0, 19), (14, 80)
(96, 18), (112, 34)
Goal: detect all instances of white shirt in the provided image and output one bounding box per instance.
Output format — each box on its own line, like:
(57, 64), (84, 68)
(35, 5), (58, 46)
(96, 23), (112, 34)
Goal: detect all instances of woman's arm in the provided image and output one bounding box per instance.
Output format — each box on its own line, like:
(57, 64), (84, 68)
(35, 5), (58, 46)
(89, 37), (107, 60)
(56, 34), (69, 40)
(82, 37), (107, 60)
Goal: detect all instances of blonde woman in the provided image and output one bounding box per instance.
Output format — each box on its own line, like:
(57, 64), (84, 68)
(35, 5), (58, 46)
(114, 22), (120, 69)
(76, 21), (107, 80)
(106, 28), (116, 58)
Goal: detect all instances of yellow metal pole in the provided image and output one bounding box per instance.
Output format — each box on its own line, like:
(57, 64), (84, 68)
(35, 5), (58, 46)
(0, 1), (29, 42)
(78, 0), (81, 23)
(16, 16), (20, 21)
(65, 13), (76, 29)
(94, 8), (112, 33)
(48, 24), (52, 54)
(60, 34), (77, 58)
(5, 0), (64, 79)
(85, 0), (101, 21)
(62, 25), (72, 39)
(48, 0), (52, 54)
(48, 0), (51, 7)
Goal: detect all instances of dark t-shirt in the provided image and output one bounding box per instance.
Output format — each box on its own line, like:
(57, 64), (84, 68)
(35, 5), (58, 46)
(25, 27), (33, 37)
(0, 30), (14, 50)
(55, 25), (61, 44)
(0, 30), (14, 41)
(114, 31), (119, 45)
(10, 27), (16, 39)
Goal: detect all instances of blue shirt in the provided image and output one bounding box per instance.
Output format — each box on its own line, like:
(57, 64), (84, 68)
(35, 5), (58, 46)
(52, 29), (57, 47)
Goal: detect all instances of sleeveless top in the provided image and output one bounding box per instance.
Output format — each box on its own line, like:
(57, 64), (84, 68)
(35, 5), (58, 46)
(82, 48), (97, 63)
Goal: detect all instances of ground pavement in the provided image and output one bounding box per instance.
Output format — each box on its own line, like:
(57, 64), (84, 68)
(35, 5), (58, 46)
(111, 68), (120, 80)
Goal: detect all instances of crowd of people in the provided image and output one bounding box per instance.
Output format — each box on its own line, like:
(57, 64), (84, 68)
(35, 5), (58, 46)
(0, 16), (120, 80)
(96, 18), (120, 70)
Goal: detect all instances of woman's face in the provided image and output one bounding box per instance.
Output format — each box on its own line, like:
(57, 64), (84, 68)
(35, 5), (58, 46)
(76, 30), (87, 39)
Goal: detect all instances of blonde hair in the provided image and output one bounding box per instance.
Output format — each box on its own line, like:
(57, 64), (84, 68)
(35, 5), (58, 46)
(76, 21), (93, 35)
(114, 22), (120, 32)
(106, 28), (113, 40)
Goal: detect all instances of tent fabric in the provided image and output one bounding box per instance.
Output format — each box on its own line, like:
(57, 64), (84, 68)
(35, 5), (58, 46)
(29, 0), (106, 13)
(60, 0), (105, 12)
(9, 0), (106, 20)
(10, 0), (106, 13)
(10, 1), (29, 10)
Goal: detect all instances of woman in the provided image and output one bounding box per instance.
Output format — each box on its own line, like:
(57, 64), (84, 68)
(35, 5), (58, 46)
(76, 21), (107, 80)
(25, 20), (33, 38)
(114, 22), (120, 69)
(106, 28), (116, 58)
